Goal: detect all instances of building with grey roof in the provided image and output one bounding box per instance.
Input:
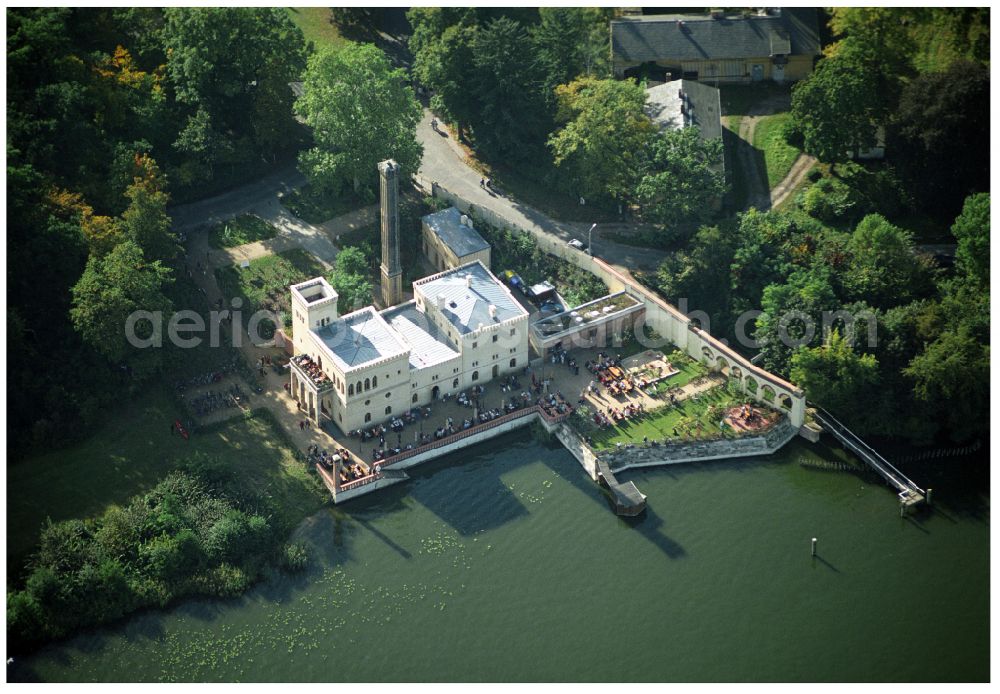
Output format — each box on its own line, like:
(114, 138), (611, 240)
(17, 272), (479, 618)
(422, 206), (491, 273)
(646, 79), (724, 173)
(611, 8), (821, 84)
(288, 261), (528, 433)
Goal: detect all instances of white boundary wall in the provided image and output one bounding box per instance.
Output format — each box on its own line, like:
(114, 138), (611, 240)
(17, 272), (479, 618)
(416, 177), (806, 427)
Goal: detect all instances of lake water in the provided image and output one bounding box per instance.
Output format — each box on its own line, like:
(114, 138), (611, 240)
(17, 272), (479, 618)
(10, 433), (989, 682)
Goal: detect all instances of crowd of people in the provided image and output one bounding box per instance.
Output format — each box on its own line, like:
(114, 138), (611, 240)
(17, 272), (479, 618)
(291, 354), (330, 386)
(591, 401), (646, 428)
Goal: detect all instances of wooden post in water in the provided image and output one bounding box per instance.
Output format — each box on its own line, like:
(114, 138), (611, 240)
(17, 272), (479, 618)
(927, 488), (933, 506)
(811, 538), (817, 556)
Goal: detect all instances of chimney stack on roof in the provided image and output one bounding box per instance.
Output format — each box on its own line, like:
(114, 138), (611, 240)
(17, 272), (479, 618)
(465, 274), (473, 288)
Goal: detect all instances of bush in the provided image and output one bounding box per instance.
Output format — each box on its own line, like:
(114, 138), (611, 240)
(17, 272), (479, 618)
(6, 462), (286, 653)
(280, 542), (310, 573)
(801, 177), (865, 227)
(781, 118), (805, 149)
(807, 168), (823, 183)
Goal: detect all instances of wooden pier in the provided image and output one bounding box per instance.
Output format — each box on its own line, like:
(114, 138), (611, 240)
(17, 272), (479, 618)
(596, 459), (647, 516)
(810, 405), (926, 508)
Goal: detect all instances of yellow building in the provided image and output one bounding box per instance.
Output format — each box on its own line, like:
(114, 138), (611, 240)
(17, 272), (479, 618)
(422, 206), (491, 273)
(611, 8), (821, 84)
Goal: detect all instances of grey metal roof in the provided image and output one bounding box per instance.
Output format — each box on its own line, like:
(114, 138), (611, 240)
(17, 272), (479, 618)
(415, 261), (527, 335)
(423, 207), (490, 258)
(646, 79), (722, 143)
(313, 306), (409, 371)
(611, 9), (821, 63)
(381, 301), (461, 371)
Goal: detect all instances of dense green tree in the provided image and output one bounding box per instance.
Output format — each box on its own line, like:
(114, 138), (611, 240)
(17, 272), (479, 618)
(904, 326), (989, 441)
(161, 7), (306, 185)
(118, 155), (179, 262)
(532, 8), (610, 105)
(548, 77), (654, 202)
(951, 193), (990, 289)
(727, 209), (797, 319)
(70, 241), (174, 375)
(890, 62), (989, 221)
(326, 246), (373, 313)
(791, 42), (884, 163)
(841, 214), (935, 309)
(295, 43), (423, 194)
(412, 22), (479, 139)
(470, 17), (549, 161)
(828, 7), (915, 103)
(634, 128), (726, 229)
(790, 329), (881, 425)
(754, 267), (840, 374)
(654, 223), (737, 327)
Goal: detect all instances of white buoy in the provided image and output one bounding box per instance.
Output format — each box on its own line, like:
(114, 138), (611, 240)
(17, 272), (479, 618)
(811, 537), (817, 556)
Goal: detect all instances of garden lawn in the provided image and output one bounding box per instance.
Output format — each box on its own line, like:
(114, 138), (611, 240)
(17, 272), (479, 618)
(286, 7), (350, 50)
(214, 248), (327, 313)
(208, 214), (278, 249)
(585, 385), (738, 450)
(7, 385), (326, 578)
(753, 112), (801, 188)
(280, 184), (369, 225)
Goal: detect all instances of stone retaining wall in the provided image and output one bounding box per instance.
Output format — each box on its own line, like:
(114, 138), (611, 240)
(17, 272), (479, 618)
(603, 418), (798, 472)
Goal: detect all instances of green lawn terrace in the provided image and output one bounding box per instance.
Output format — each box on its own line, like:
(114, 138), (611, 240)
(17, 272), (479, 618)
(207, 214), (279, 249)
(214, 248), (327, 337)
(571, 381), (783, 452)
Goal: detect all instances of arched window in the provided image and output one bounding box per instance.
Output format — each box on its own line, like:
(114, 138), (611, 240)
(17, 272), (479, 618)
(364, 377), (371, 391)
(364, 412), (372, 423)
(357, 381), (362, 394)
(385, 405), (392, 415)
(373, 375), (378, 388)
(453, 378), (459, 388)
(472, 370), (479, 381)
(412, 393), (419, 403)
(348, 384), (354, 396)
(510, 358), (517, 368)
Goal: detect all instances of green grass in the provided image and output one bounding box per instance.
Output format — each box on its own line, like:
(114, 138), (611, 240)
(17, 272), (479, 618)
(582, 385), (741, 450)
(207, 214), (279, 249)
(753, 112), (802, 188)
(214, 248), (327, 313)
(286, 7), (350, 51)
(280, 184), (370, 225)
(7, 385), (326, 577)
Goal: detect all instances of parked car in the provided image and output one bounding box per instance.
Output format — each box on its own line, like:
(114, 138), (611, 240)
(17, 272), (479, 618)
(508, 274), (526, 293)
(529, 281), (557, 303)
(539, 300), (563, 314)
(568, 238), (587, 251)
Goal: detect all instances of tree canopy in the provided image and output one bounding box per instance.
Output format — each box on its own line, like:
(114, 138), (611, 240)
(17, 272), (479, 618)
(295, 43), (423, 194)
(548, 77), (654, 202)
(634, 127), (726, 230)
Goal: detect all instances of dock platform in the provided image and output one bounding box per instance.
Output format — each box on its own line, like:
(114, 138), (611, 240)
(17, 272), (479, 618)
(596, 459), (647, 516)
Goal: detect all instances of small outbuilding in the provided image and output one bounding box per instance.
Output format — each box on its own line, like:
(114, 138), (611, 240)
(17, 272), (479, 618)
(422, 207), (491, 272)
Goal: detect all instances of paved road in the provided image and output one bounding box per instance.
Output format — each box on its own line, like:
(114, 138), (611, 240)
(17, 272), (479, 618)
(416, 110), (667, 273)
(169, 163), (306, 233)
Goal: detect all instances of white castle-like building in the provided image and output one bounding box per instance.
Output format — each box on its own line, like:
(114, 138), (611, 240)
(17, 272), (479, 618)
(288, 160), (528, 433)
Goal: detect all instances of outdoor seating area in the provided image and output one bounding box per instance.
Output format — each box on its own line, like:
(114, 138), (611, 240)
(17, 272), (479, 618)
(590, 401), (647, 429)
(291, 354), (332, 388)
(723, 403), (780, 433)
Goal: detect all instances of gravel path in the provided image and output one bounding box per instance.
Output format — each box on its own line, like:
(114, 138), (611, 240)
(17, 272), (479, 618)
(769, 152), (818, 209)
